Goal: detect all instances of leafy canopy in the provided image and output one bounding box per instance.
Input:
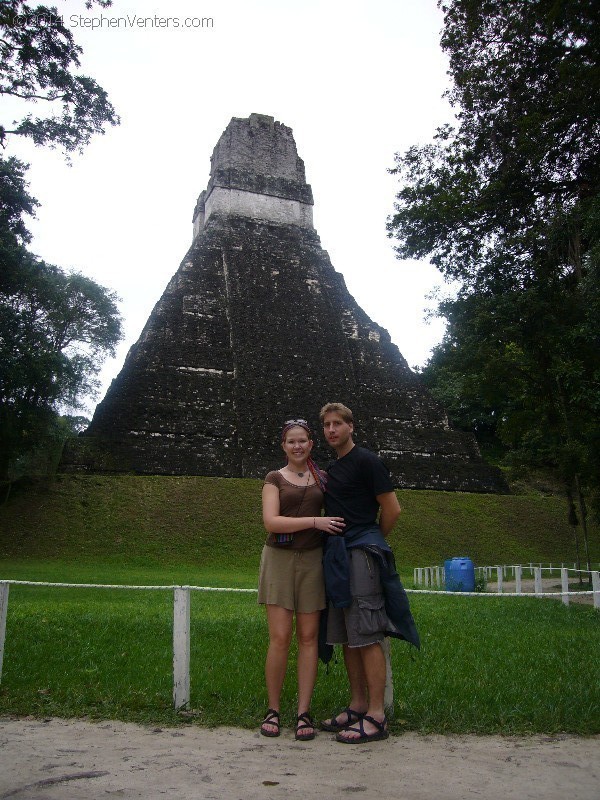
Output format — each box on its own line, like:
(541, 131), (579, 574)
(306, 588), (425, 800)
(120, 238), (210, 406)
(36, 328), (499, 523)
(388, 1), (600, 538)
(0, 2), (122, 483)
(0, 0), (118, 153)
(388, 0), (600, 289)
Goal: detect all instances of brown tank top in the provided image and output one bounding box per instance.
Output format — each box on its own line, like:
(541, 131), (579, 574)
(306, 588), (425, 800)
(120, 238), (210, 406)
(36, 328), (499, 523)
(263, 470), (324, 550)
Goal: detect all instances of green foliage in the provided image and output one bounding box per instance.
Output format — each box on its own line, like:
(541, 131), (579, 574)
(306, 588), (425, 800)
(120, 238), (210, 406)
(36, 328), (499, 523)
(0, 155), (38, 247)
(388, 0), (600, 529)
(0, 0), (118, 153)
(389, 0), (600, 284)
(0, 256), (122, 481)
(0, 2), (121, 483)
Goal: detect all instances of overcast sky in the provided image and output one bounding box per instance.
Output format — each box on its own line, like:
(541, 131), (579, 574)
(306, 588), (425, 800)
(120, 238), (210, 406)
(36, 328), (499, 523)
(7, 0), (455, 414)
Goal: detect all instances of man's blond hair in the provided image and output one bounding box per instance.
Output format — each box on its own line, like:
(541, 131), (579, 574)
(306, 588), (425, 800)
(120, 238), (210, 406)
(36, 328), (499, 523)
(319, 402), (354, 424)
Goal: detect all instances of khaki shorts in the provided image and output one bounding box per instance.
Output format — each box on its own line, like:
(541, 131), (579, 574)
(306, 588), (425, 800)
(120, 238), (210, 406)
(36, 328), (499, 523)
(326, 549), (388, 648)
(257, 545), (326, 613)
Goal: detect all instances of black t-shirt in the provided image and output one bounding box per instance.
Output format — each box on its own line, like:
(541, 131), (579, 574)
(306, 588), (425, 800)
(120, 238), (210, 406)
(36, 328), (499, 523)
(323, 445), (394, 529)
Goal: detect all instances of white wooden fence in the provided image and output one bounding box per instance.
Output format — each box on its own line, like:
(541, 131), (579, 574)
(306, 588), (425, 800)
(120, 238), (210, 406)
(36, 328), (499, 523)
(2, 567), (597, 714)
(0, 580), (256, 711)
(412, 563), (600, 608)
(0, 579), (395, 713)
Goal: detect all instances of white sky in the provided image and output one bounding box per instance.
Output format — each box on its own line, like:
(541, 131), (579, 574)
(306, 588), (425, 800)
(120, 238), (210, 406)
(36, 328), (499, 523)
(6, 0), (454, 414)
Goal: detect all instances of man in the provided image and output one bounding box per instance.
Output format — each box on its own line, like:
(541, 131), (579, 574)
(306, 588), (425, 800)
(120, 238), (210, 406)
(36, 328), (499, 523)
(319, 402), (417, 743)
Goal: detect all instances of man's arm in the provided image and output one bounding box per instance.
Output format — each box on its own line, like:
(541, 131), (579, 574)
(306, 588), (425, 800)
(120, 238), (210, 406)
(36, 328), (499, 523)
(376, 491), (401, 537)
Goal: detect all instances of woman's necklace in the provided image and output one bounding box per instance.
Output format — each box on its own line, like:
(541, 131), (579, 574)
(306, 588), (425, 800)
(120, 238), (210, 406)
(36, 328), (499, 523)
(288, 464), (307, 478)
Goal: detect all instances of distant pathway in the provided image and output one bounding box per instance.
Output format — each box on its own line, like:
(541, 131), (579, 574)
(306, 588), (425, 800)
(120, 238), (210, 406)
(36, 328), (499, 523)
(485, 577), (594, 605)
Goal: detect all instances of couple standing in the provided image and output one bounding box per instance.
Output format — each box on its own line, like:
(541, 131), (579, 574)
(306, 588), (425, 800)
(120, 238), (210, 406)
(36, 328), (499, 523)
(258, 402), (419, 744)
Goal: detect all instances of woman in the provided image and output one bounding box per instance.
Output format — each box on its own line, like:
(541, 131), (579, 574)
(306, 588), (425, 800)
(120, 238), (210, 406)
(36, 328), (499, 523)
(258, 419), (345, 740)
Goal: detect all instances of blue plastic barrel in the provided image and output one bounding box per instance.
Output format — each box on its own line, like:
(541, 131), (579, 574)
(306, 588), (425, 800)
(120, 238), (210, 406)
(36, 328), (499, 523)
(445, 557), (475, 592)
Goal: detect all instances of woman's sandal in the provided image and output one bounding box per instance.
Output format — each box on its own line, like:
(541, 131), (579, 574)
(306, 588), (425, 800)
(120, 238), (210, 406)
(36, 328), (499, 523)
(335, 714), (389, 744)
(320, 707), (365, 732)
(295, 712), (316, 741)
(260, 708), (280, 737)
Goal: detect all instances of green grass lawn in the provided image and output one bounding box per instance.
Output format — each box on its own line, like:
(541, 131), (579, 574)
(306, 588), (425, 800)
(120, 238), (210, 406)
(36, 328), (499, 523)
(1, 581), (598, 734)
(0, 475), (598, 734)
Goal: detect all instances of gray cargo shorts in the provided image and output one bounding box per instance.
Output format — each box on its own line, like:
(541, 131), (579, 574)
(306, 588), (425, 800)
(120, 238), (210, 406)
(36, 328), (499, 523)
(326, 548), (389, 648)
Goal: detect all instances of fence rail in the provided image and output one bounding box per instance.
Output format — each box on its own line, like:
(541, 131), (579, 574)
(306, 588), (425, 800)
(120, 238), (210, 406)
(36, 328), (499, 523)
(0, 580), (257, 711)
(413, 564), (600, 609)
(2, 569), (598, 713)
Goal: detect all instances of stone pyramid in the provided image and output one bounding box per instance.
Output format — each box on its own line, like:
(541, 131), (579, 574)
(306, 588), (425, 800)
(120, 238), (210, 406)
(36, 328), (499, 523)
(62, 113), (506, 492)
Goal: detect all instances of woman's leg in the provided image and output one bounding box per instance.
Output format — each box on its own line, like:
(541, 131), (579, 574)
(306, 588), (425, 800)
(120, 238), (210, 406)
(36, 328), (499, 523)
(263, 604), (294, 734)
(295, 610), (320, 734)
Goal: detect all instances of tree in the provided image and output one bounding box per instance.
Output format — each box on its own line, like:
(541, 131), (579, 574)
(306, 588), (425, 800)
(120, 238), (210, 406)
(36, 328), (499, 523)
(0, 1), (122, 485)
(388, 0), (599, 287)
(0, 252), (122, 482)
(387, 0), (600, 567)
(1, 0), (118, 153)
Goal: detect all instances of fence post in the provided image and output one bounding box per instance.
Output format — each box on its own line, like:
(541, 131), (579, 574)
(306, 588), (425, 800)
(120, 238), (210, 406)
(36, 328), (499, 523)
(382, 637), (394, 715)
(497, 566), (503, 593)
(0, 582), (9, 684)
(534, 566), (542, 597)
(592, 571), (600, 611)
(173, 587), (191, 710)
(413, 568), (417, 586)
(561, 567), (570, 606)
(435, 566), (441, 588)
(515, 565), (522, 595)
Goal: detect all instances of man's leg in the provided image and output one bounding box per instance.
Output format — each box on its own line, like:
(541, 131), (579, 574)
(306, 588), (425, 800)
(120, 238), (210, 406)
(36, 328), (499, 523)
(320, 643), (368, 729)
(342, 643), (369, 712)
(336, 642), (387, 741)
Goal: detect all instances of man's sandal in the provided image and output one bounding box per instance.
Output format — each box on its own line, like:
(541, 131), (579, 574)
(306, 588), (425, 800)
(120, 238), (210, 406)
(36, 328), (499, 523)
(320, 707), (364, 732)
(335, 714), (389, 744)
(295, 712), (316, 741)
(260, 708), (280, 737)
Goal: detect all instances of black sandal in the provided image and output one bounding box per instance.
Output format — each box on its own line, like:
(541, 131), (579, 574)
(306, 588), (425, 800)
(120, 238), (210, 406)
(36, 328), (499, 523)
(335, 714), (389, 744)
(260, 708), (280, 737)
(320, 707), (364, 732)
(295, 712), (316, 741)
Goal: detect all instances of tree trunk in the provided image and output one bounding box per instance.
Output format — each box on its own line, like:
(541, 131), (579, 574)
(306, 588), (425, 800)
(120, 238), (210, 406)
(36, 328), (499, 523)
(574, 474), (592, 578)
(566, 488), (583, 585)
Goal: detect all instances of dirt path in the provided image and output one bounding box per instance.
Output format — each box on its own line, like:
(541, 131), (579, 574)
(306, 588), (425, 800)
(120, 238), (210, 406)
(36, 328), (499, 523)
(484, 577), (595, 605)
(0, 717), (598, 800)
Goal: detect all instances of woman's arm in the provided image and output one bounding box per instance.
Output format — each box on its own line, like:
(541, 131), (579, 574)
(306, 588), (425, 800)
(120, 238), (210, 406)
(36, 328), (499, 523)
(262, 483), (345, 534)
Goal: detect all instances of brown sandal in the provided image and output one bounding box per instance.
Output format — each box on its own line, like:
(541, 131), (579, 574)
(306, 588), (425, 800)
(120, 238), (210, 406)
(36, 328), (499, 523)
(320, 707), (364, 732)
(335, 714), (388, 744)
(260, 708), (280, 737)
(295, 712), (316, 741)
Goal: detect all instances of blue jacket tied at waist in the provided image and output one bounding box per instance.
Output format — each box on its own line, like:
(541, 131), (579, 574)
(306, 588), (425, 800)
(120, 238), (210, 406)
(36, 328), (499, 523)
(322, 525), (420, 651)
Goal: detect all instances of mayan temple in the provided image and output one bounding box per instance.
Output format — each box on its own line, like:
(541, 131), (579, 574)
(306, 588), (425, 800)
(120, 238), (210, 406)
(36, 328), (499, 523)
(62, 113), (506, 492)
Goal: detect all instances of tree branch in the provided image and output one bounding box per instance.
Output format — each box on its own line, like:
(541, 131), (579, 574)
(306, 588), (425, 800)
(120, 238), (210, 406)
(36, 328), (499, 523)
(0, 88), (69, 102)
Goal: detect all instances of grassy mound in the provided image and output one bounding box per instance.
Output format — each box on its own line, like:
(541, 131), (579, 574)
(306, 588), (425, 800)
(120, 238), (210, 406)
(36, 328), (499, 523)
(1, 475), (597, 580)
